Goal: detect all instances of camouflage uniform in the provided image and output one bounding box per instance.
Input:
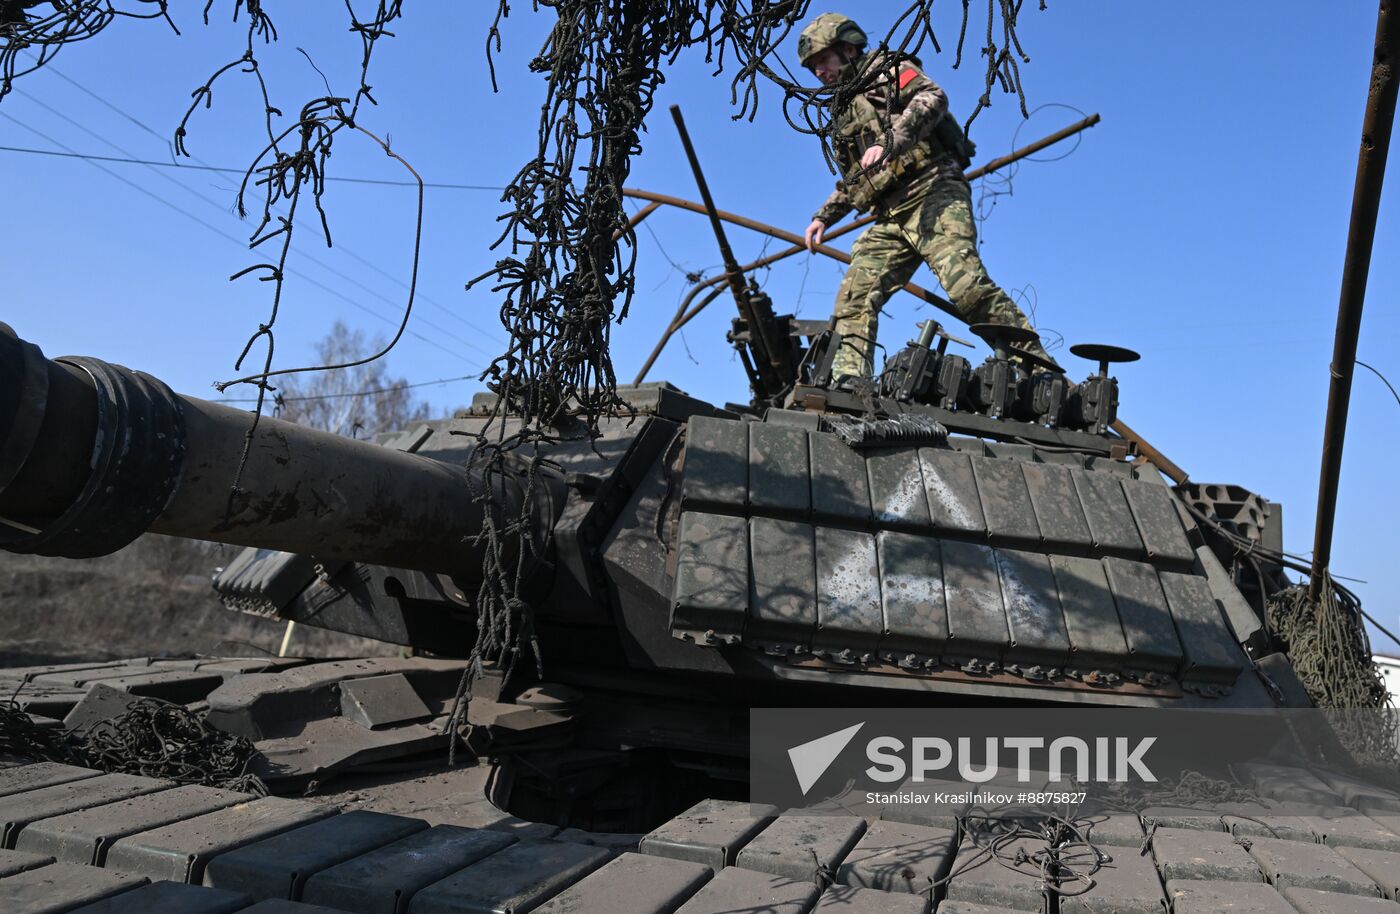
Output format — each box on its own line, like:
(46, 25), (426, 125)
(810, 45), (1048, 377)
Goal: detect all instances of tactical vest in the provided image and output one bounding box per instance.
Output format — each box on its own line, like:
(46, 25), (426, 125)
(832, 62), (976, 213)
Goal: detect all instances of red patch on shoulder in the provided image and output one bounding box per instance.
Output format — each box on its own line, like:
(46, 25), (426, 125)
(898, 68), (918, 89)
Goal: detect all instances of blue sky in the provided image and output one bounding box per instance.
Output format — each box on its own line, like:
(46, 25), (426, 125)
(2, 3), (1397, 647)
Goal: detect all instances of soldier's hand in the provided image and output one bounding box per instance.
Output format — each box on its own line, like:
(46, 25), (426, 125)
(860, 145), (886, 169)
(805, 219), (826, 253)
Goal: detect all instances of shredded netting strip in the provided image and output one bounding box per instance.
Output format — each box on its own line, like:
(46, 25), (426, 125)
(0, 697), (267, 795)
(1268, 574), (1400, 770)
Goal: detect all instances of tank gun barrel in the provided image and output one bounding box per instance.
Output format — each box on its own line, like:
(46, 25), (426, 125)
(0, 323), (533, 578)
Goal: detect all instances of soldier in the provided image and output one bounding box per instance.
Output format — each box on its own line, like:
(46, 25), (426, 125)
(798, 12), (1057, 380)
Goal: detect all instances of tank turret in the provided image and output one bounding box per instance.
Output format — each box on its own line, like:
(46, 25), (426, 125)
(0, 321), (1301, 716)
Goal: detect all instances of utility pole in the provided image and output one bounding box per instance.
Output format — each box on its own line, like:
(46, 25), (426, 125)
(1309, 0), (1398, 600)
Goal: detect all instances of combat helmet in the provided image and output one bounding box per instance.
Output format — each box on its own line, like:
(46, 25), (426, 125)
(797, 13), (868, 67)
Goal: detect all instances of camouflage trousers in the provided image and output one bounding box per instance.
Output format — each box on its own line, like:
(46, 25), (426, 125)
(829, 177), (1041, 378)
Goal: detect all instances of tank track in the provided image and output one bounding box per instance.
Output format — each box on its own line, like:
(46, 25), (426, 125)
(3, 657), (1400, 913)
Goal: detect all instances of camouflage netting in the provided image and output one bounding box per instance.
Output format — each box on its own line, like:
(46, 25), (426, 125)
(0, 0), (176, 102)
(1, 697), (267, 794)
(1177, 497), (1399, 748)
(1267, 574), (1400, 770)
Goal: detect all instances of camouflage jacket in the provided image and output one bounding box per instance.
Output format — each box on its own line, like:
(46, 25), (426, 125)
(811, 50), (967, 225)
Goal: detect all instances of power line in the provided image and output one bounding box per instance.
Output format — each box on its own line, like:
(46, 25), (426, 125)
(0, 140), (512, 345)
(1357, 359), (1400, 410)
(628, 200), (702, 283)
(217, 374), (474, 403)
(34, 55), (174, 147)
(8, 86), (508, 354)
(4, 103), (492, 361)
(23, 59), (510, 346)
(0, 111), (479, 369)
(0, 141), (506, 191)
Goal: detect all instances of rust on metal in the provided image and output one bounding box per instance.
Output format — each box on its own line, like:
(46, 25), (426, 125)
(1110, 419), (1188, 485)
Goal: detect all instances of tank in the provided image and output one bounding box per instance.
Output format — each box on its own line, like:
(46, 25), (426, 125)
(1, 316), (1394, 913)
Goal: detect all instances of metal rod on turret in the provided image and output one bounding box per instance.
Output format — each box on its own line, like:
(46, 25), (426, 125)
(620, 186), (957, 311)
(1309, 0), (1398, 600)
(629, 113), (1101, 385)
(963, 112), (1101, 181)
(669, 106), (793, 396)
(1109, 419), (1188, 485)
